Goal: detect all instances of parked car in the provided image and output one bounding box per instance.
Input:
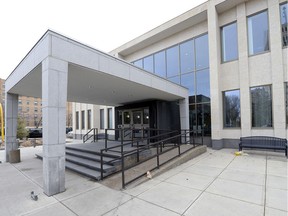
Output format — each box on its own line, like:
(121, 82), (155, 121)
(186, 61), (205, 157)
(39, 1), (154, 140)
(27, 128), (42, 138)
(67, 130), (73, 138)
(66, 127), (72, 134)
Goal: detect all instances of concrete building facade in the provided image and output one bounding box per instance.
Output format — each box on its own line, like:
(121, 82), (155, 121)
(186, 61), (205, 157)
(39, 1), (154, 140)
(4, 0), (287, 196)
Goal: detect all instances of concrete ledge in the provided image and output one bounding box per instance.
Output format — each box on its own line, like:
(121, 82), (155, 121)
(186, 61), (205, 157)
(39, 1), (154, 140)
(9, 149), (21, 163)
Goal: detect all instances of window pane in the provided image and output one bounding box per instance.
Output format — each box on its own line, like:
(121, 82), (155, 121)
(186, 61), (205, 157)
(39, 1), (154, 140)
(221, 22), (238, 62)
(100, 109), (104, 129)
(108, 108), (113, 129)
(280, 3), (288, 47)
(143, 55), (154, 73)
(195, 34), (209, 70)
(154, 51), (166, 77)
(181, 72), (195, 96)
(133, 59), (143, 68)
(168, 76), (180, 85)
(223, 90), (241, 127)
(180, 40), (195, 74)
(143, 108), (149, 125)
(81, 111), (85, 129)
(87, 110), (91, 130)
(251, 85), (272, 127)
(196, 69), (210, 102)
(286, 83), (288, 127)
(76, 111), (79, 129)
(248, 11), (269, 55)
(166, 45), (179, 77)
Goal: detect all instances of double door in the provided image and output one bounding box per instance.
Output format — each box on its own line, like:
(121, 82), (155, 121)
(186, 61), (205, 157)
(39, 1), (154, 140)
(120, 108), (149, 139)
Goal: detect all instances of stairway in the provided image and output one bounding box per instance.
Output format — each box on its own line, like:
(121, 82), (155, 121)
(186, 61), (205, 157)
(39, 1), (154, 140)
(35, 145), (120, 180)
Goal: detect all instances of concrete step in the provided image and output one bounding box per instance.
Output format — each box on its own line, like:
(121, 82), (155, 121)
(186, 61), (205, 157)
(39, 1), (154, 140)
(66, 146), (121, 158)
(65, 154), (116, 173)
(65, 149), (118, 165)
(65, 161), (101, 180)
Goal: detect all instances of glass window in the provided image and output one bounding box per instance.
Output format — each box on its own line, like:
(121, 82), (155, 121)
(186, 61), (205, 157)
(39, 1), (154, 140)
(143, 108), (149, 125)
(27, 101), (30, 105)
(100, 109), (104, 129)
(286, 83), (288, 127)
(280, 3), (288, 47)
(248, 11), (269, 55)
(76, 111), (79, 129)
(166, 45), (180, 77)
(180, 40), (195, 74)
(221, 22), (238, 62)
(87, 109), (91, 130)
(251, 85), (272, 127)
(108, 108), (113, 129)
(133, 59), (143, 68)
(168, 76), (180, 85)
(81, 111), (85, 129)
(143, 55), (154, 73)
(223, 90), (241, 127)
(123, 111), (131, 124)
(195, 34), (209, 70)
(154, 51), (166, 78)
(181, 72), (195, 96)
(196, 69), (210, 102)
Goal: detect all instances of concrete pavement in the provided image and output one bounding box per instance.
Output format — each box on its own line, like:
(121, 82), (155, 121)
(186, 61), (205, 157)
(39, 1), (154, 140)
(0, 146), (287, 216)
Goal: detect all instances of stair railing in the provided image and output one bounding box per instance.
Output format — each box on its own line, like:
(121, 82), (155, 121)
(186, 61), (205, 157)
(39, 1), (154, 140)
(83, 128), (98, 143)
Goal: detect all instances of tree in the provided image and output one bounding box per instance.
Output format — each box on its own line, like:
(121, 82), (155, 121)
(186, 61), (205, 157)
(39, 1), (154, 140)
(17, 117), (28, 139)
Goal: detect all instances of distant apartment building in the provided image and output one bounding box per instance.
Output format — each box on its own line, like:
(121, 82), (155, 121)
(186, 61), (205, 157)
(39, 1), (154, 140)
(0, 78), (72, 128)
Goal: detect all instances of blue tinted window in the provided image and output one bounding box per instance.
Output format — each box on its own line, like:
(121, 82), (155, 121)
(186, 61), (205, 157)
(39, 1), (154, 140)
(196, 69), (210, 102)
(166, 45), (180, 77)
(154, 51), (166, 77)
(168, 76), (180, 85)
(195, 34), (209, 70)
(181, 72), (195, 96)
(248, 11), (269, 55)
(221, 22), (238, 62)
(180, 40), (195, 74)
(134, 59), (143, 68)
(143, 55), (154, 73)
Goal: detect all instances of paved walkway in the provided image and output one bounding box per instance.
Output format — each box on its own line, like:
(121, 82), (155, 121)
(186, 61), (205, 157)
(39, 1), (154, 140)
(0, 146), (287, 216)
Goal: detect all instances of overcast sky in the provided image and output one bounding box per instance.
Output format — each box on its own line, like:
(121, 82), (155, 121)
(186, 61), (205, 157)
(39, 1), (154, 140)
(0, 0), (206, 79)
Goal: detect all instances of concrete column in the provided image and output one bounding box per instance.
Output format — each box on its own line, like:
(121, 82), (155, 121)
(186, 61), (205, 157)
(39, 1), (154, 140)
(207, 2), (223, 149)
(237, 3), (251, 137)
(268, 0), (286, 138)
(4, 93), (18, 162)
(42, 57), (68, 196)
(179, 97), (190, 143)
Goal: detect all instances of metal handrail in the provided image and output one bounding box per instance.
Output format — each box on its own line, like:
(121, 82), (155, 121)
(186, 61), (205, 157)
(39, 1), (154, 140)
(83, 128), (98, 143)
(99, 128), (204, 188)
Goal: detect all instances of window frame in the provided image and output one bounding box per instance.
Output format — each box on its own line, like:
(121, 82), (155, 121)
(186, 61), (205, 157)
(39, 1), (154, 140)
(220, 21), (239, 63)
(223, 89), (241, 128)
(247, 9), (270, 57)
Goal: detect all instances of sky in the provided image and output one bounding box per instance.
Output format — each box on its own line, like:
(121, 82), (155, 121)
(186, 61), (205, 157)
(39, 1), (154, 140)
(0, 0), (207, 79)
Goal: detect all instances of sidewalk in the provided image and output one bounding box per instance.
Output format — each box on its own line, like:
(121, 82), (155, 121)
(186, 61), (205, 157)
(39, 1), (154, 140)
(0, 146), (287, 216)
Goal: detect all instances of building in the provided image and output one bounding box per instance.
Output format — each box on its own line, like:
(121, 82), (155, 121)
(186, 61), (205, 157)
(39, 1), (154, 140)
(4, 0), (287, 196)
(75, 0), (288, 149)
(0, 78), (73, 128)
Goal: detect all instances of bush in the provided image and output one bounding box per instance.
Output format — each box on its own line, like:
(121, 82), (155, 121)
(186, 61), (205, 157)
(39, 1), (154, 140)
(17, 117), (28, 139)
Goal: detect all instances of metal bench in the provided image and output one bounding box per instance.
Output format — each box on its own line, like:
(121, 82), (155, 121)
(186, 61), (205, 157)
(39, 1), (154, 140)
(239, 136), (287, 157)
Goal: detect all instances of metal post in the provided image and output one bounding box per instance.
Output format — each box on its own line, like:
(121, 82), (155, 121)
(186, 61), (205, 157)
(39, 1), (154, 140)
(156, 142), (160, 169)
(137, 141), (139, 162)
(100, 150), (104, 180)
(121, 152), (125, 189)
(105, 129), (108, 150)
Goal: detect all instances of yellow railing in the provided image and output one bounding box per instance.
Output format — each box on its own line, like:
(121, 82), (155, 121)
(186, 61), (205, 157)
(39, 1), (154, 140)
(0, 103), (4, 142)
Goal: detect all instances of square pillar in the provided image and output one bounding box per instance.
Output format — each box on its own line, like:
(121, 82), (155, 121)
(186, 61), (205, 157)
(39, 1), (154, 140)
(5, 93), (18, 162)
(42, 57), (68, 196)
(179, 97), (190, 143)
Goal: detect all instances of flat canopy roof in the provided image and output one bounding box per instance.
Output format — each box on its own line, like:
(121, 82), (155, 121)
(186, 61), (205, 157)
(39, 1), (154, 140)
(5, 30), (188, 106)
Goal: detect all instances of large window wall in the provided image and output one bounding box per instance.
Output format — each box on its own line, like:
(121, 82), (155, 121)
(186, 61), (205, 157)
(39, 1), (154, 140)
(132, 33), (211, 135)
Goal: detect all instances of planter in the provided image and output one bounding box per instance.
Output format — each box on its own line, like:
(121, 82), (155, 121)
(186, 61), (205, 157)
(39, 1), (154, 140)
(9, 149), (21, 163)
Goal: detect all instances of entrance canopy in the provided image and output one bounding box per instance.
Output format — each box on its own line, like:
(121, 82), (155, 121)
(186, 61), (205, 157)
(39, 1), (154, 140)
(6, 30), (188, 106)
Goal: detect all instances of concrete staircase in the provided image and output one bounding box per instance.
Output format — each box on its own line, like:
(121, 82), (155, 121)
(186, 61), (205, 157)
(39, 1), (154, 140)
(36, 145), (120, 180)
